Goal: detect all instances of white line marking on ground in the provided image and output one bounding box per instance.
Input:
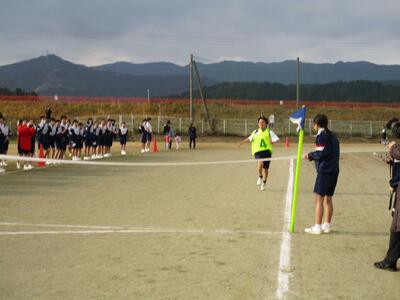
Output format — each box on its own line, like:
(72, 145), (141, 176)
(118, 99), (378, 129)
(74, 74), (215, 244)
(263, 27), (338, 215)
(276, 158), (294, 300)
(0, 222), (123, 229)
(0, 154), (296, 167)
(0, 228), (282, 236)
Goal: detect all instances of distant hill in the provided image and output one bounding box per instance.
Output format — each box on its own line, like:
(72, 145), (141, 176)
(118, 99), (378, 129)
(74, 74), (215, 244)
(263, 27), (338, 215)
(2, 55), (400, 97)
(0, 55), (192, 97)
(94, 60), (400, 84)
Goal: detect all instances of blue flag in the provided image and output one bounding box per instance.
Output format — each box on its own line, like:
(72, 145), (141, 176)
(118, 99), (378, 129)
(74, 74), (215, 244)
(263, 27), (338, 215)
(289, 106), (307, 131)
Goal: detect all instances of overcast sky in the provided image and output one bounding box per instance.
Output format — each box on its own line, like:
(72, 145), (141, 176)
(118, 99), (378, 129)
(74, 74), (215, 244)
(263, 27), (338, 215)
(0, 0), (399, 66)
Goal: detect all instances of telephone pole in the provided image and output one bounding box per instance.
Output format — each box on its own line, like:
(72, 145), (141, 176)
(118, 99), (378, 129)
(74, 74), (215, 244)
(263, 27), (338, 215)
(189, 54), (193, 123)
(296, 57), (300, 109)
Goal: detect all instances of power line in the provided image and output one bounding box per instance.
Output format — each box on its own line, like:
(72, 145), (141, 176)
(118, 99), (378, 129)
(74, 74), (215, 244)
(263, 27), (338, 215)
(1, 24), (400, 52)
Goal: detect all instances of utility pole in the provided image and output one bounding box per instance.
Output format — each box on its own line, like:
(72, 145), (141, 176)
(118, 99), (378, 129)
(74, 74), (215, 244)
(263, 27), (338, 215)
(193, 60), (213, 134)
(189, 54), (193, 123)
(296, 57), (300, 109)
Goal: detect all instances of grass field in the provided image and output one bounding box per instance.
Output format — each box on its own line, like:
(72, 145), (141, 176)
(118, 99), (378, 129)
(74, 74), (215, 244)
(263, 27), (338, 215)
(0, 141), (398, 299)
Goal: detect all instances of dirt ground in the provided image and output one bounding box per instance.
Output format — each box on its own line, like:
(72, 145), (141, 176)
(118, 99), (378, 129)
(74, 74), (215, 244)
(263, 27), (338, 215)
(0, 140), (398, 299)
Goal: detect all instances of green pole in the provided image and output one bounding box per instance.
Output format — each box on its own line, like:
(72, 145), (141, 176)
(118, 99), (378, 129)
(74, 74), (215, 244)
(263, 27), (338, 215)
(289, 128), (304, 233)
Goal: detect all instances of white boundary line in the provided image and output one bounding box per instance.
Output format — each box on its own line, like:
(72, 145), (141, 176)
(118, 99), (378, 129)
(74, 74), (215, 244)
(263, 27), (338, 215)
(276, 158), (294, 300)
(0, 149), (381, 169)
(0, 222), (282, 236)
(0, 154), (295, 167)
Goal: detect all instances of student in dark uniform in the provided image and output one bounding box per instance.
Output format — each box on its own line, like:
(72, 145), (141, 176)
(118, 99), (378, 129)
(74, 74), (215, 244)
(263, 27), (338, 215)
(48, 118), (57, 160)
(0, 118), (12, 167)
(30, 119), (36, 159)
(69, 120), (80, 160)
(304, 114), (340, 235)
(374, 122), (400, 272)
(119, 122), (128, 155)
(91, 122), (99, 159)
(97, 119), (107, 158)
(84, 118), (93, 160)
(140, 119), (147, 153)
(56, 116), (68, 159)
(188, 123), (197, 149)
(16, 119), (23, 169)
(0, 115), (6, 171)
(36, 116), (50, 159)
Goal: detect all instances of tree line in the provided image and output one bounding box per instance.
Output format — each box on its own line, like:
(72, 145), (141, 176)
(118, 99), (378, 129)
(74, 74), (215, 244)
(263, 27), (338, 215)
(0, 87), (38, 96)
(174, 80), (400, 103)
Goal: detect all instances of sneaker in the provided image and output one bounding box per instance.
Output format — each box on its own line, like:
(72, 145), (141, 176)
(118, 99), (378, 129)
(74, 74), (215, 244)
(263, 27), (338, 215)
(145, 148), (150, 153)
(0, 161), (3, 166)
(16, 162), (21, 169)
(91, 154), (96, 159)
(304, 225), (322, 235)
(141, 149), (145, 153)
(257, 177), (262, 186)
(0, 168), (5, 174)
(261, 182), (266, 191)
(45, 161), (51, 165)
(83, 156), (90, 160)
(322, 223), (331, 233)
(374, 260), (397, 272)
(23, 164), (29, 170)
(27, 164), (33, 170)
(121, 150), (126, 155)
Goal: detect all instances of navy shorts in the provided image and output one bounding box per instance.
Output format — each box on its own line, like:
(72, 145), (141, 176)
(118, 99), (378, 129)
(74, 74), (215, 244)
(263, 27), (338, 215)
(254, 150), (272, 169)
(49, 136), (56, 148)
(38, 137), (49, 151)
(120, 136), (127, 145)
(314, 172), (339, 196)
(141, 133), (147, 144)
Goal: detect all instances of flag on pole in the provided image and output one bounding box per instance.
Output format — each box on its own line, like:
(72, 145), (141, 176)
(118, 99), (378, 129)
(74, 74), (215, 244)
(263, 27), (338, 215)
(289, 106), (307, 233)
(289, 106), (307, 132)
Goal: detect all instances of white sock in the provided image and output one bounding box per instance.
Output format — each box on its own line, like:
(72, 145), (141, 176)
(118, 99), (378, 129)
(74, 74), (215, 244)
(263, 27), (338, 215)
(315, 224), (322, 229)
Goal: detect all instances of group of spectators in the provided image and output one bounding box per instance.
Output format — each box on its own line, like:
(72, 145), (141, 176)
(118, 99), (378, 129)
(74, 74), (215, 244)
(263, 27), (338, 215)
(0, 112), (200, 173)
(0, 113), (129, 171)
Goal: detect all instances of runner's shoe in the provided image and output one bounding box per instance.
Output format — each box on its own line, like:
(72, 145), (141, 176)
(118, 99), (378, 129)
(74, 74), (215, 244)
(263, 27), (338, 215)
(304, 225), (322, 235)
(322, 223), (331, 233)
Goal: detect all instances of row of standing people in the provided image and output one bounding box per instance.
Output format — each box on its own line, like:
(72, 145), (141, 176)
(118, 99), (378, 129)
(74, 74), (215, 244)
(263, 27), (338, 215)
(0, 115), (129, 171)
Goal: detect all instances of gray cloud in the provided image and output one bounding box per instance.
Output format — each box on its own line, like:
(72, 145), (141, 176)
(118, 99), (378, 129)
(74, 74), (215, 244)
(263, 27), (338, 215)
(0, 0), (399, 66)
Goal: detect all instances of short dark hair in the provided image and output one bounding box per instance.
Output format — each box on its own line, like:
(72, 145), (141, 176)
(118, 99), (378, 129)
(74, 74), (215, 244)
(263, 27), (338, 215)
(313, 114), (328, 128)
(392, 122), (400, 139)
(258, 116), (268, 124)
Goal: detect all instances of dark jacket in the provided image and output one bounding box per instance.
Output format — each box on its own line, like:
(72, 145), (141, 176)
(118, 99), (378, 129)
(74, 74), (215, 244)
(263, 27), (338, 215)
(308, 128), (340, 174)
(390, 143), (400, 232)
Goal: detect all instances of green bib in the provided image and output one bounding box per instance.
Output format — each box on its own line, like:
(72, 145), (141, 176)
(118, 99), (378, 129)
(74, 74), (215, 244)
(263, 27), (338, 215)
(251, 128), (273, 155)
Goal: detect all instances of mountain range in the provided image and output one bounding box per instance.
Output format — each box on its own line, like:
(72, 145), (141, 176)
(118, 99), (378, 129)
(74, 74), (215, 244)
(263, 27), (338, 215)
(1, 54), (400, 97)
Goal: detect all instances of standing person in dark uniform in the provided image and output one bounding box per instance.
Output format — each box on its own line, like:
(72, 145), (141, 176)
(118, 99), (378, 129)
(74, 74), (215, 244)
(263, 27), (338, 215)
(374, 122), (400, 272)
(119, 122), (128, 155)
(163, 120), (171, 149)
(304, 114), (340, 235)
(83, 118), (93, 160)
(45, 106), (52, 120)
(188, 123), (197, 149)
(36, 116), (50, 159)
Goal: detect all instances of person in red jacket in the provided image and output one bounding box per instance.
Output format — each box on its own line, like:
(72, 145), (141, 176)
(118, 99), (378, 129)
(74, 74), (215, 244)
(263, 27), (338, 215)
(18, 119), (36, 170)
